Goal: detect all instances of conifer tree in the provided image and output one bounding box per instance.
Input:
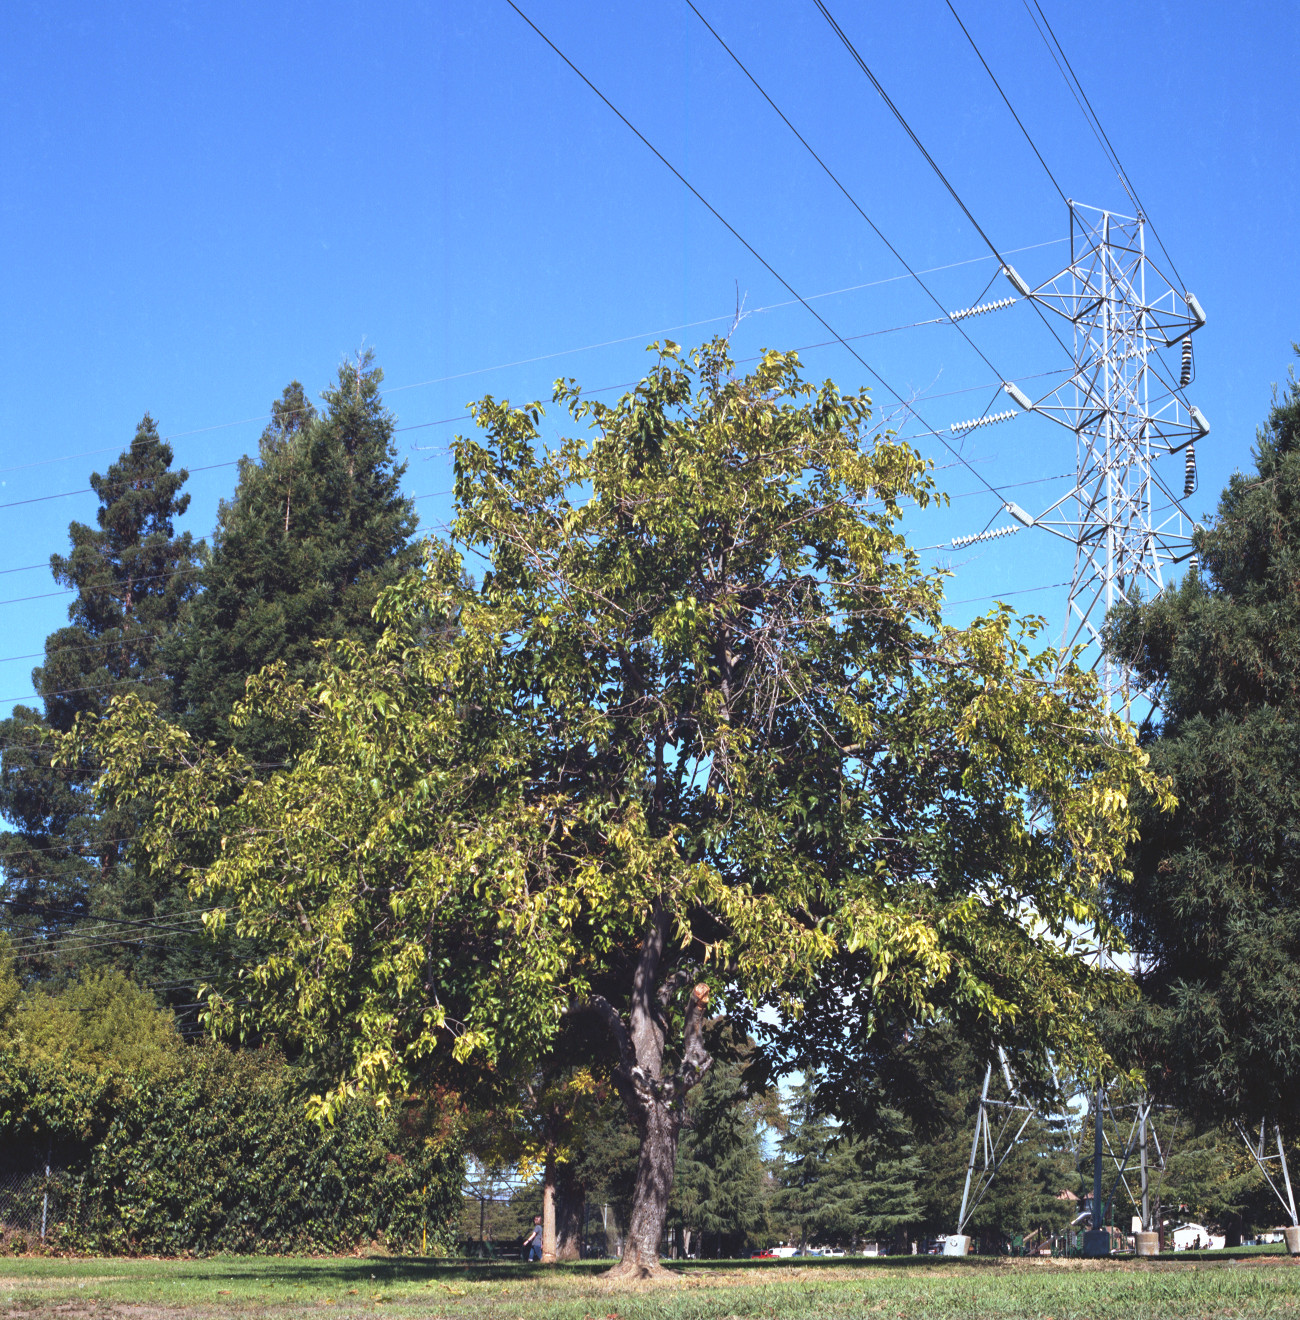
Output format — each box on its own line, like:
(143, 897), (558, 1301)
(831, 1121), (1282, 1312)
(772, 1081), (857, 1250)
(1105, 363), (1300, 1135)
(670, 1051), (770, 1256)
(170, 354), (418, 761)
(773, 1080), (922, 1252)
(0, 418), (200, 958)
(852, 1109), (924, 1246)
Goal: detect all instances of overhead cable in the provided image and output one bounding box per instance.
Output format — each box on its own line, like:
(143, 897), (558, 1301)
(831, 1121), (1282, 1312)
(943, 0), (1069, 206)
(0, 239), (1066, 484)
(0, 460), (240, 513)
(810, 0), (1075, 363)
(685, 0), (1017, 389)
(0, 897), (212, 930)
(503, 0), (1014, 508)
(1021, 0), (1188, 293)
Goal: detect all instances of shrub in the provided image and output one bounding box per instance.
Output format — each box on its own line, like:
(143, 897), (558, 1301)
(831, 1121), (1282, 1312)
(61, 1045), (461, 1255)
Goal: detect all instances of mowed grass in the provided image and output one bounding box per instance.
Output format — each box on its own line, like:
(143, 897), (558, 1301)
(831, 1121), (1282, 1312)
(2, 1253), (1300, 1320)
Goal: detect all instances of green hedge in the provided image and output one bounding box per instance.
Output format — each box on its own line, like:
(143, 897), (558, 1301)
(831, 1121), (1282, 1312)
(4, 1046), (461, 1256)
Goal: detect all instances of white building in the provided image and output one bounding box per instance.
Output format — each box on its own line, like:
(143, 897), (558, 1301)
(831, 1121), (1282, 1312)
(1170, 1223), (1225, 1251)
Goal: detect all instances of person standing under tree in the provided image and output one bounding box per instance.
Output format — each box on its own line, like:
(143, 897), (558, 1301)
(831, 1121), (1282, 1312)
(523, 1216), (542, 1262)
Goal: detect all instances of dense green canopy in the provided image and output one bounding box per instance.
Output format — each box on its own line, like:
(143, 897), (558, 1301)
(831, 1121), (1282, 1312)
(0, 418), (200, 966)
(1105, 366), (1300, 1132)
(169, 354), (418, 763)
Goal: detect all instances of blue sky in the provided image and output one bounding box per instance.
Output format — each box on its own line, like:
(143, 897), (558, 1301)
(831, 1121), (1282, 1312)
(1, 0), (1296, 714)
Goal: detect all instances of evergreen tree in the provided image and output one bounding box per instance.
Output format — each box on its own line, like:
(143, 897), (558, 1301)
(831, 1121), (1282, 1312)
(852, 1108), (924, 1245)
(1104, 362), (1300, 1135)
(170, 354), (418, 761)
(670, 1051), (770, 1256)
(769, 1080), (888, 1250)
(881, 1027), (1073, 1251)
(0, 418), (200, 965)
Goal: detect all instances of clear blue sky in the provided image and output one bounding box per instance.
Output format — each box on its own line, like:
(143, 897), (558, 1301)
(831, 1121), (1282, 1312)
(1, 0), (1296, 714)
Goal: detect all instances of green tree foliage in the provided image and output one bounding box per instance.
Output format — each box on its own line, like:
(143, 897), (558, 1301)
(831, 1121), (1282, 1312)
(771, 1080), (920, 1251)
(772, 1080), (858, 1249)
(0, 958), (461, 1254)
(169, 358), (418, 763)
(13, 967), (180, 1079)
(1156, 1123), (1271, 1242)
(76, 341), (1163, 1277)
(670, 1048), (770, 1257)
(65, 1047), (460, 1256)
(0, 962), (183, 1158)
(852, 1027), (1075, 1251)
(1104, 364), (1300, 1133)
(0, 419), (199, 958)
(852, 1108), (925, 1245)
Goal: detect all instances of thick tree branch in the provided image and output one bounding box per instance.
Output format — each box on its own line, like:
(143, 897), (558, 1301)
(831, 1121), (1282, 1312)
(630, 899), (668, 1077)
(676, 982), (714, 1093)
(577, 993), (635, 1075)
(656, 966), (694, 1009)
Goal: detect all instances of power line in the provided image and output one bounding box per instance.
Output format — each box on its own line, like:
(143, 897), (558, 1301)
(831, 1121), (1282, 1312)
(0, 240), (1066, 487)
(0, 438), (1061, 670)
(811, 0), (1002, 258)
(6, 912), (209, 951)
(810, 0), (1075, 365)
(941, 581), (1068, 609)
(947, 470), (1071, 501)
(0, 491), (452, 613)
(942, 0), (1068, 206)
(10, 926), (209, 961)
(0, 629), (171, 667)
(687, 0), (1019, 396)
(0, 563), (203, 610)
(0, 460), (240, 513)
(407, 358), (1069, 454)
(504, 0), (1014, 511)
(0, 819), (282, 854)
(0, 563), (55, 578)
(0, 897), (212, 931)
(1021, 0), (1187, 293)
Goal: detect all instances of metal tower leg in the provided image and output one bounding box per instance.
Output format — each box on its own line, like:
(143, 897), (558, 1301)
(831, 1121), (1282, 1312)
(956, 1063), (992, 1237)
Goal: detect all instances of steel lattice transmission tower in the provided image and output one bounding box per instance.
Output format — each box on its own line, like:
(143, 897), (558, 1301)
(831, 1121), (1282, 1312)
(946, 204), (1211, 1256)
(1000, 202), (1208, 699)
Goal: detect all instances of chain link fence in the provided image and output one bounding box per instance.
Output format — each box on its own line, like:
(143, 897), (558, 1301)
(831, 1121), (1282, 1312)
(0, 1164), (76, 1250)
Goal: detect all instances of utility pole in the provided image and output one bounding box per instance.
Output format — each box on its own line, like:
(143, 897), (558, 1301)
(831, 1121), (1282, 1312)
(949, 203), (1207, 1254)
(1083, 1086), (1110, 1256)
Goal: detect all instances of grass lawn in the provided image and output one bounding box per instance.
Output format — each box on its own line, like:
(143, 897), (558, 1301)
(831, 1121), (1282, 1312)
(3, 1253), (1300, 1320)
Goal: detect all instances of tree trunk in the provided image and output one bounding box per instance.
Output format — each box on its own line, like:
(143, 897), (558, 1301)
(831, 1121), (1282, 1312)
(609, 1097), (680, 1277)
(587, 904), (713, 1280)
(555, 1164), (585, 1261)
(542, 1157), (557, 1264)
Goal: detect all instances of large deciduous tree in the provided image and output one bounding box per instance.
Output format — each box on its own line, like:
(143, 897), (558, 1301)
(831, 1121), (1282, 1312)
(77, 341), (1162, 1277)
(1104, 365), (1300, 1141)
